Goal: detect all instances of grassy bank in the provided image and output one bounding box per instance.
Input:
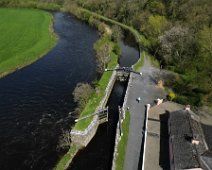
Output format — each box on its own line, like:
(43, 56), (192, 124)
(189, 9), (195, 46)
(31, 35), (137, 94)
(54, 144), (79, 170)
(0, 0), (61, 10)
(79, 8), (150, 48)
(0, 8), (57, 78)
(133, 51), (145, 71)
(55, 6), (146, 168)
(74, 50), (118, 130)
(115, 111), (130, 170)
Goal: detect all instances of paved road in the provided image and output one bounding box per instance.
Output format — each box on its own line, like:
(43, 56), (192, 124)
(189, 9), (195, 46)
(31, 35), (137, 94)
(124, 57), (165, 170)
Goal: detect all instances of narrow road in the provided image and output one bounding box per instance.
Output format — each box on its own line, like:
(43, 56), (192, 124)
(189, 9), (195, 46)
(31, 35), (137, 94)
(124, 56), (165, 170)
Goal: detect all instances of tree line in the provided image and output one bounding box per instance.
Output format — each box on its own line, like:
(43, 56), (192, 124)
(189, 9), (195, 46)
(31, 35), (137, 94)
(1, 0), (211, 106)
(64, 0), (212, 106)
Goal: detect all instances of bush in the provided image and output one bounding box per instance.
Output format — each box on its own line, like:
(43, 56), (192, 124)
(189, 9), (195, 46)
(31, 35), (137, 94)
(167, 92), (176, 101)
(72, 83), (93, 112)
(175, 95), (188, 104)
(112, 43), (121, 56)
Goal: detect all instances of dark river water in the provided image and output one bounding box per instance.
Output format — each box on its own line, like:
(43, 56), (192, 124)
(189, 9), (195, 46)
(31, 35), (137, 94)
(0, 11), (139, 170)
(0, 12), (98, 170)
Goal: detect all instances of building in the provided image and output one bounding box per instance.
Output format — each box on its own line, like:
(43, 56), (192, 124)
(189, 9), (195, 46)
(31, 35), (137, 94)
(168, 107), (212, 170)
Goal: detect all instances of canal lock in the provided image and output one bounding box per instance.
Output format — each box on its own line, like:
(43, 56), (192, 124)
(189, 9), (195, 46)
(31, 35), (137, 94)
(68, 79), (128, 170)
(68, 31), (140, 170)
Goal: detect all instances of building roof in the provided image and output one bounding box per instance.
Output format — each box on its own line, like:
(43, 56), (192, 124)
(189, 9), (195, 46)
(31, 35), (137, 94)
(200, 151), (212, 170)
(200, 124), (212, 170)
(169, 110), (200, 169)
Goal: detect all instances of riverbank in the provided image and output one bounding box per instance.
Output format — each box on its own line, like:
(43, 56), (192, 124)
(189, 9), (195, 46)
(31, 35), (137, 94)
(0, 8), (57, 78)
(0, 12), (99, 170)
(53, 6), (148, 169)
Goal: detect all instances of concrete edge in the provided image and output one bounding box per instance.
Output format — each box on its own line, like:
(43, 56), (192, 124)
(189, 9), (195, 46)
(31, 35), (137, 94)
(142, 104), (151, 170)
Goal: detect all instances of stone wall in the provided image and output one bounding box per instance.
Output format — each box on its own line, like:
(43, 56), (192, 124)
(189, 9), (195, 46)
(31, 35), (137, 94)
(111, 73), (132, 170)
(70, 66), (118, 147)
(70, 116), (99, 147)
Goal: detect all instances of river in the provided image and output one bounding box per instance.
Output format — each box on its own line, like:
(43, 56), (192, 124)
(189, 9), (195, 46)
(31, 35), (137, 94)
(0, 12), (98, 170)
(0, 12), (139, 170)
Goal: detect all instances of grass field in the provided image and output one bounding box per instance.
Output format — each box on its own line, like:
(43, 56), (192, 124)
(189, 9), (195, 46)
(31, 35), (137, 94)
(0, 8), (57, 77)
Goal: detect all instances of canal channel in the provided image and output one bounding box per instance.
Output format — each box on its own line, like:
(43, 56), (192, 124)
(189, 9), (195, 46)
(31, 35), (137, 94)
(69, 33), (139, 169)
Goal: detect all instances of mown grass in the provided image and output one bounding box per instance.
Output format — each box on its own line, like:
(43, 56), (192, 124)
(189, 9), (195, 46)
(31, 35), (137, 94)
(74, 51), (118, 130)
(115, 111), (130, 170)
(0, 8), (57, 78)
(54, 144), (79, 170)
(133, 51), (145, 71)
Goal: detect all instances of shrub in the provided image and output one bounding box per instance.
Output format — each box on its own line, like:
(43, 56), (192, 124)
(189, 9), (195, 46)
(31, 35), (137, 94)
(72, 83), (93, 112)
(167, 92), (176, 101)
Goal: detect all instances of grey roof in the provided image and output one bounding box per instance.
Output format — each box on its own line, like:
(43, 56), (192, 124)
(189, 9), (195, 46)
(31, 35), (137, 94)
(169, 110), (200, 169)
(200, 124), (212, 169)
(200, 151), (212, 170)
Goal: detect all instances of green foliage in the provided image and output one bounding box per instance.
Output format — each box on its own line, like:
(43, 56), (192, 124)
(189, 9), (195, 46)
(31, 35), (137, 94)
(133, 51), (145, 71)
(167, 92), (176, 101)
(115, 111), (130, 170)
(147, 15), (167, 36)
(112, 43), (121, 56)
(0, 8), (57, 78)
(111, 25), (123, 42)
(146, 0), (165, 15)
(74, 51), (118, 130)
(54, 144), (79, 170)
(64, 0), (212, 106)
(197, 26), (212, 59)
(72, 83), (93, 112)
(0, 0), (61, 10)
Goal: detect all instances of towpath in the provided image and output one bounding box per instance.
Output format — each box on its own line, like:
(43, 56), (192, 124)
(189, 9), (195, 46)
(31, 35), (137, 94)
(124, 56), (165, 170)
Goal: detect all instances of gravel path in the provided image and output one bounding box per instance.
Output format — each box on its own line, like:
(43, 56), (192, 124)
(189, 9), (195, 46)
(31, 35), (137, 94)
(124, 57), (165, 170)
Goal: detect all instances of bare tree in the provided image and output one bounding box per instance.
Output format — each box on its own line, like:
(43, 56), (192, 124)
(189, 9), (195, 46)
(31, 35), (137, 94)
(96, 43), (111, 74)
(72, 83), (93, 111)
(58, 129), (72, 149)
(159, 25), (195, 67)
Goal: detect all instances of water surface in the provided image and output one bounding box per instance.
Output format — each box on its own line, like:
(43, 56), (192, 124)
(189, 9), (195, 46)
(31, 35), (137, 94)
(0, 12), (98, 170)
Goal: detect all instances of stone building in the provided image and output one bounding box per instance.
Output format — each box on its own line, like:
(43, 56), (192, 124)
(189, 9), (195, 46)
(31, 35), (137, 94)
(168, 108), (212, 170)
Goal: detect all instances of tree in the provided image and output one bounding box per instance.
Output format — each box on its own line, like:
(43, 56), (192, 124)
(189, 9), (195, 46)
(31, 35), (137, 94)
(146, 0), (165, 15)
(58, 129), (72, 149)
(197, 26), (212, 58)
(72, 83), (93, 111)
(141, 15), (168, 49)
(158, 25), (195, 70)
(96, 43), (111, 74)
(111, 25), (123, 42)
(195, 26), (212, 95)
(144, 15), (168, 36)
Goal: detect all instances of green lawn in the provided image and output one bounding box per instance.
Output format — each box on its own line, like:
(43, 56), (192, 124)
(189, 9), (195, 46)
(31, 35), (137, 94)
(115, 111), (130, 170)
(0, 8), (57, 77)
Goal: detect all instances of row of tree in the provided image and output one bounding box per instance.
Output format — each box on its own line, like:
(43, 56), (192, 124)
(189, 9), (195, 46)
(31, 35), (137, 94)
(1, 0), (211, 106)
(65, 0), (212, 106)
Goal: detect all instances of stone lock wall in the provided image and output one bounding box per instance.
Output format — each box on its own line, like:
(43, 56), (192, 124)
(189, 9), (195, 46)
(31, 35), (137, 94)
(70, 66), (118, 147)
